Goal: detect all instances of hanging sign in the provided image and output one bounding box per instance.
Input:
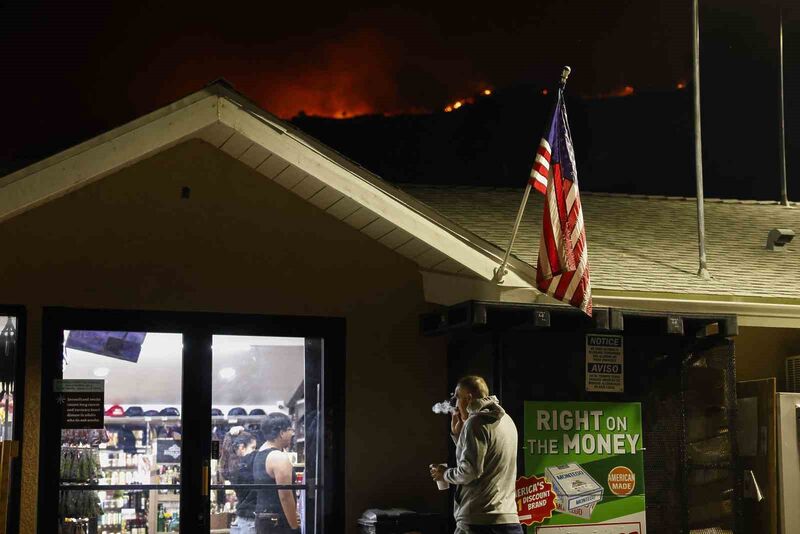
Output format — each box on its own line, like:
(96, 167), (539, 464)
(157, 439), (182, 463)
(523, 401), (646, 533)
(54, 379), (105, 429)
(585, 334), (624, 393)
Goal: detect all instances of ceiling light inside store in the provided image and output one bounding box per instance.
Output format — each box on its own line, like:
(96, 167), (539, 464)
(93, 367), (110, 377)
(219, 367), (236, 380)
(212, 342), (252, 355)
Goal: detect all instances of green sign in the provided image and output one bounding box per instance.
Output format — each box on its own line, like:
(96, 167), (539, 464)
(523, 401), (646, 533)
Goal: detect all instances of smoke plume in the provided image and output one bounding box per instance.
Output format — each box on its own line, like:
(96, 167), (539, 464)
(432, 400), (456, 415)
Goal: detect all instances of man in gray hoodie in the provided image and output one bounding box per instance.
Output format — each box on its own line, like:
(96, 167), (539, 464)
(430, 376), (521, 534)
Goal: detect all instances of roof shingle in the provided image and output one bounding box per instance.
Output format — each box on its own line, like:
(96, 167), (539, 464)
(402, 185), (800, 300)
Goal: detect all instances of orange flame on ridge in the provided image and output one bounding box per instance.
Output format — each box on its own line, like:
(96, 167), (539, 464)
(443, 87), (493, 112)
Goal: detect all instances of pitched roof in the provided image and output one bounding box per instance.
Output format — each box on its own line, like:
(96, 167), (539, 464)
(3, 81), (799, 311)
(402, 185), (800, 301)
(0, 82), (532, 287)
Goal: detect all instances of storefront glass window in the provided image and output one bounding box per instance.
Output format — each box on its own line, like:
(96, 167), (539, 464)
(43, 315), (334, 533)
(0, 316), (18, 441)
(59, 331), (182, 533)
(210, 335), (309, 532)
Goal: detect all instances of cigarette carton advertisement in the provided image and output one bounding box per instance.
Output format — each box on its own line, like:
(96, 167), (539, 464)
(519, 401), (646, 533)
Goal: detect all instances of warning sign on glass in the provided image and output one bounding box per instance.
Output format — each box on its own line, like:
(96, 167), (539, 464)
(54, 379), (105, 429)
(585, 334), (624, 393)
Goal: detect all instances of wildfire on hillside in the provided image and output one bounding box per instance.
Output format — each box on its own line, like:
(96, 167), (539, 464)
(592, 85), (635, 99)
(443, 87), (493, 113)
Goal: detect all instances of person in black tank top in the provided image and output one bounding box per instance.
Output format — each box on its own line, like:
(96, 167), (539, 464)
(229, 432), (258, 534)
(254, 412), (299, 533)
(253, 446), (282, 514)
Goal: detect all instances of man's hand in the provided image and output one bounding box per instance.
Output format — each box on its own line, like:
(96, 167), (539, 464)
(450, 410), (465, 436)
(429, 464), (446, 482)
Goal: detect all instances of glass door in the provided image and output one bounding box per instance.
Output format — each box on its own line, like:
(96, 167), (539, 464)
(40, 309), (337, 534)
(208, 335), (321, 534)
(57, 330), (184, 534)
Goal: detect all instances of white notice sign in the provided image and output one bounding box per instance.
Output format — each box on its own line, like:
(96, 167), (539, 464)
(585, 334), (624, 393)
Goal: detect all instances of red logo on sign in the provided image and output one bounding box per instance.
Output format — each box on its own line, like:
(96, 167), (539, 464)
(515, 474), (556, 525)
(608, 466), (636, 496)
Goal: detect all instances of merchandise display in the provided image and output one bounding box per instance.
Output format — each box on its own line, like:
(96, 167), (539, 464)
(57, 331), (311, 533)
(59, 430), (106, 533)
(59, 414), (182, 533)
(59, 404), (307, 533)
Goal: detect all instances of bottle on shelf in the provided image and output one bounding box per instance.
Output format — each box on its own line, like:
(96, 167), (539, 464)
(157, 504), (165, 531)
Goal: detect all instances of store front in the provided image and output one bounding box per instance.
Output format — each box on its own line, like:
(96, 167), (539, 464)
(2, 81), (798, 534)
(0, 83), (457, 534)
(423, 302), (742, 534)
(39, 308), (343, 533)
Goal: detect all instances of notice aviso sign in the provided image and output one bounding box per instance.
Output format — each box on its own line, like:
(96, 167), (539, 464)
(518, 401), (646, 533)
(586, 334), (624, 393)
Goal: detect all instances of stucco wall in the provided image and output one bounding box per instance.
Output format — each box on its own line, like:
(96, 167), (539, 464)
(0, 139), (449, 533)
(736, 326), (800, 389)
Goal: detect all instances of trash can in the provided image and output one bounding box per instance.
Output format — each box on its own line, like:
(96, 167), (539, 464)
(358, 508), (443, 534)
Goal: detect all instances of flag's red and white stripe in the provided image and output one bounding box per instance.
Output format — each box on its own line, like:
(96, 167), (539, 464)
(535, 165), (592, 316)
(528, 138), (551, 195)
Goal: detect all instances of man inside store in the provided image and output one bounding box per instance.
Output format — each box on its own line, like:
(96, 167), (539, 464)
(254, 412), (300, 534)
(430, 376), (522, 534)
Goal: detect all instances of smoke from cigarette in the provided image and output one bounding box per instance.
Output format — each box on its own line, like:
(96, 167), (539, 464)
(432, 400), (456, 415)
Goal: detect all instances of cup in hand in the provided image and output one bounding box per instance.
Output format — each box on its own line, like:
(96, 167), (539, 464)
(430, 463), (449, 490)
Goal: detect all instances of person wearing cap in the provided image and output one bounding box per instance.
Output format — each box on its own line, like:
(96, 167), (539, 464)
(430, 376), (521, 534)
(253, 413), (299, 534)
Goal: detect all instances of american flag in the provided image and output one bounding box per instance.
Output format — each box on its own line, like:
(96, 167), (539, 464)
(529, 91), (592, 315)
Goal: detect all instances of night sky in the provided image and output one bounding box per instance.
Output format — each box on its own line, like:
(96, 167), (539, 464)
(1, 0), (798, 199)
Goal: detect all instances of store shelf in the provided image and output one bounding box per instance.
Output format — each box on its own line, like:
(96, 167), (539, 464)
(105, 416), (181, 424)
(104, 414), (275, 426)
(101, 466), (138, 470)
(211, 415), (268, 424)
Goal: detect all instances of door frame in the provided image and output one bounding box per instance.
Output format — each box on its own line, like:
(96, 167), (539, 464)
(38, 306), (345, 533)
(736, 378), (777, 534)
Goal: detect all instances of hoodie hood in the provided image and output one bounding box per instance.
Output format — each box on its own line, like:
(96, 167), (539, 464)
(446, 394), (519, 525)
(467, 395), (506, 420)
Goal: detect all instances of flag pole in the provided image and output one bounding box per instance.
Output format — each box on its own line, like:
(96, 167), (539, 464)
(692, 0), (711, 279)
(494, 66), (571, 284)
(778, 6), (789, 207)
